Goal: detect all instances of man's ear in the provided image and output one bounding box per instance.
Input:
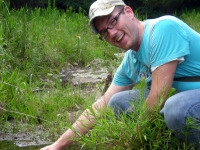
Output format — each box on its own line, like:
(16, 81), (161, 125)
(124, 6), (135, 18)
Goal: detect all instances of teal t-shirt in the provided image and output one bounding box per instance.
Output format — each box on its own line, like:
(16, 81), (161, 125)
(112, 15), (200, 91)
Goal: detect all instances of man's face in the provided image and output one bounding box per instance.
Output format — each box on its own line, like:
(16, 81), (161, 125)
(94, 6), (143, 51)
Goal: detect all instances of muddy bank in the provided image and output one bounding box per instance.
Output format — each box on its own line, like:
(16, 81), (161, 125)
(0, 122), (52, 148)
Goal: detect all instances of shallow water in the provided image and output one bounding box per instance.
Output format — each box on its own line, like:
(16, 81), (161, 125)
(0, 140), (80, 150)
(0, 122), (82, 150)
(0, 141), (45, 150)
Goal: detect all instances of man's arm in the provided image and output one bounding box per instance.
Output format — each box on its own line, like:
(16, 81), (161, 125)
(146, 60), (178, 110)
(40, 84), (133, 150)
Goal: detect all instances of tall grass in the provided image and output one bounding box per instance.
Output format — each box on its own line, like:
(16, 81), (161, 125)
(2, 6), (120, 76)
(76, 109), (183, 150)
(0, 3), (200, 149)
(179, 9), (200, 32)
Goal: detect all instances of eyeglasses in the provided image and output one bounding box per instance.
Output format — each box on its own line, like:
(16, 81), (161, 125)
(99, 8), (124, 40)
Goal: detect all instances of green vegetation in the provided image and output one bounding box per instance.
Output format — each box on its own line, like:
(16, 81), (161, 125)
(0, 3), (200, 149)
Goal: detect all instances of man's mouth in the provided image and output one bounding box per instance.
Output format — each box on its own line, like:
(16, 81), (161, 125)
(116, 33), (125, 42)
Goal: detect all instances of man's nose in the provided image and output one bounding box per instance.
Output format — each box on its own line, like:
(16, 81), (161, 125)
(107, 28), (116, 38)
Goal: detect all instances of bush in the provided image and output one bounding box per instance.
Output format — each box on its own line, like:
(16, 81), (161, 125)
(5, 0), (200, 17)
(124, 0), (200, 17)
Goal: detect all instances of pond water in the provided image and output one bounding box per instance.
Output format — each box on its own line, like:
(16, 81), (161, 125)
(0, 141), (45, 150)
(0, 140), (80, 150)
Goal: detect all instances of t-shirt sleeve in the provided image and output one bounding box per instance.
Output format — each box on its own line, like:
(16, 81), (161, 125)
(150, 19), (190, 71)
(112, 50), (151, 86)
(112, 50), (136, 86)
(112, 64), (134, 86)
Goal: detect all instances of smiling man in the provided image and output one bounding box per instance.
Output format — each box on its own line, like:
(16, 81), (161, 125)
(91, 4), (143, 51)
(41, 0), (200, 149)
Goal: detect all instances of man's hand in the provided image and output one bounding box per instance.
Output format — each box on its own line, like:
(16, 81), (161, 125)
(40, 142), (66, 150)
(40, 144), (56, 150)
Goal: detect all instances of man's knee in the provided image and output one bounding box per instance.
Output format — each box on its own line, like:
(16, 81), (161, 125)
(162, 96), (186, 131)
(108, 93), (120, 108)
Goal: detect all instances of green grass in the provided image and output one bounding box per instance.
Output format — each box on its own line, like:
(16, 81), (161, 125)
(0, 4), (200, 150)
(179, 9), (200, 32)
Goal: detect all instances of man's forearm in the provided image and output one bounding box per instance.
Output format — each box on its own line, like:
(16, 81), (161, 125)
(52, 108), (97, 149)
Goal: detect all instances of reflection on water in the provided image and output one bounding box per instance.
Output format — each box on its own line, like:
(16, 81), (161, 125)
(0, 141), (81, 150)
(0, 141), (45, 150)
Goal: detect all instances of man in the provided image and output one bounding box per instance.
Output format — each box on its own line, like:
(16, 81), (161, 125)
(41, 0), (200, 149)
